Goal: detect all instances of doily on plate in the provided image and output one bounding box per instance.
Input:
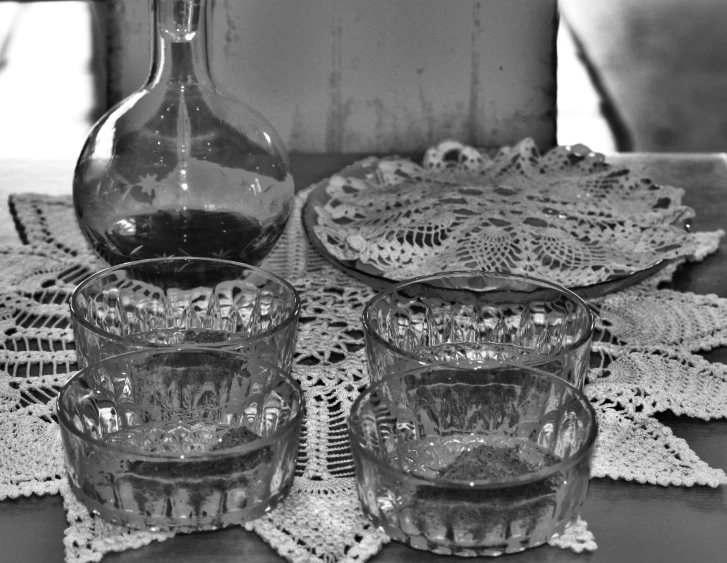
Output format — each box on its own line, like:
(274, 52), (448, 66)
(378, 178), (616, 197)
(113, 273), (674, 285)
(1, 164), (726, 562)
(307, 139), (716, 290)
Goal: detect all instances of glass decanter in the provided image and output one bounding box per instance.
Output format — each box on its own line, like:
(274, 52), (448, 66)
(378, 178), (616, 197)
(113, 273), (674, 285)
(73, 0), (294, 266)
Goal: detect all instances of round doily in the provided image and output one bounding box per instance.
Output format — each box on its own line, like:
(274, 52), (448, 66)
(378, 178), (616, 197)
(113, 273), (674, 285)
(305, 139), (708, 295)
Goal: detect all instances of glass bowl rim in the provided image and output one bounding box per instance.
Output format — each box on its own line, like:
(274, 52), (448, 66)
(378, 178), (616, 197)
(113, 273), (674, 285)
(57, 345), (305, 460)
(361, 269), (595, 365)
(347, 361), (598, 490)
(69, 257), (302, 349)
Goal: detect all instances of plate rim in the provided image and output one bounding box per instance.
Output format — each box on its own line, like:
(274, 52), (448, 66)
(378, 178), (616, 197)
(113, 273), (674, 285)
(300, 151), (681, 298)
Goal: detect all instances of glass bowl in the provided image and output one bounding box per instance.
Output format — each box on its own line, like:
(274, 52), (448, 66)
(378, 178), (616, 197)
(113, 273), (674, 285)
(70, 257), (300, 368)
(57, 347), (304, 532)
(362, 271), (594, 388)
(348, 362), (597, 556)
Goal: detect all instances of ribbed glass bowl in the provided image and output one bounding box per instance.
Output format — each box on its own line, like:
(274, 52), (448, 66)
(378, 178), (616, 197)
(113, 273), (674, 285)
(348, 362), (597, 557)
(362, 271), (594, 388)
(70, 257), (300, 369)
(57, 347), (304, 532)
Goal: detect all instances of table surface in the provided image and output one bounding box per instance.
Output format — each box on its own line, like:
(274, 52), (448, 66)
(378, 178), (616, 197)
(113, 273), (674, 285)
(1, 152), (727, 563)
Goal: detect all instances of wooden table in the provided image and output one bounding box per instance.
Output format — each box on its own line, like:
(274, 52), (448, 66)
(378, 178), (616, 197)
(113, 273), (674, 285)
(1, 153), (727, 563)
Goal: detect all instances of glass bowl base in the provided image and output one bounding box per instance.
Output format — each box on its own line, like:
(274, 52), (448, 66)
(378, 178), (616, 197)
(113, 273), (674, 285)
(371, 512), (570, 557)
(70, 480), (293, 533)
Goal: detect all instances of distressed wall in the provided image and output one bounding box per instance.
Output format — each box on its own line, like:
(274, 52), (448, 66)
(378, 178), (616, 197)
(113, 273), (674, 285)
(107, 0), (558, 154)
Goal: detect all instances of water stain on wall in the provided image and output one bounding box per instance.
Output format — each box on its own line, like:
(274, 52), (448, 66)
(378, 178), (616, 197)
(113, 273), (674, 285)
(107, 0), (558, 153)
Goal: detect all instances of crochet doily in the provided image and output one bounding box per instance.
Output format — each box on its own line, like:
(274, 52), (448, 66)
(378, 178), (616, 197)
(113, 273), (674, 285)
(307, 139), (709, 289)
(2, 152), (727, 562)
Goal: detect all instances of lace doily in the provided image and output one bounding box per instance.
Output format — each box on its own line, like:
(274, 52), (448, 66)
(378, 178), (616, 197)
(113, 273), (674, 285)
(307, 139), (713, 290)
(1, 152), (727, 562)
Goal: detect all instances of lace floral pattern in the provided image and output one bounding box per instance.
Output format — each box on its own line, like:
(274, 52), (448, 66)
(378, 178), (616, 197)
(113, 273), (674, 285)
(308, 139), (712, 288)
(1, 148), (726, 561)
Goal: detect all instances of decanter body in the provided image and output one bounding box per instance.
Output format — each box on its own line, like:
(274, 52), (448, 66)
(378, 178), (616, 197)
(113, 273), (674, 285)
(73, 0), (294, 266)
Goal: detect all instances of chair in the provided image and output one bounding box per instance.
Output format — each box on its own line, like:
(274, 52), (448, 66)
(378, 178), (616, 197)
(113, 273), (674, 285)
(562, 0), (727, 152)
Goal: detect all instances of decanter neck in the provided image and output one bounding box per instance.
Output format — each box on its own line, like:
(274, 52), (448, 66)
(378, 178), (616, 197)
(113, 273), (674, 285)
(148, 0), (214, 88)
